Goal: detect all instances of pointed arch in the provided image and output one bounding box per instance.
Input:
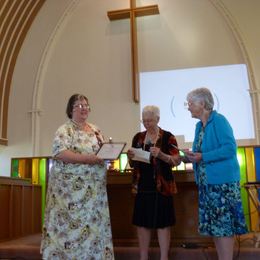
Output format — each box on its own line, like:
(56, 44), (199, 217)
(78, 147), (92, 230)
(0, 0), (46, 145)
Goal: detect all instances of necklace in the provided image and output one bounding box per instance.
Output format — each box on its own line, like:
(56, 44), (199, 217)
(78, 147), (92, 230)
(71, 119), (87, 130)
(144, 127), (159, 146)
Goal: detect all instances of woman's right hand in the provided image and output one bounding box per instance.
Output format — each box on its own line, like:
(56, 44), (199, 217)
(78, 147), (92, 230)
(56, 150), (104, 165)
(127, 149), (135, 160)
(185, 152), (202, 163)
(86, 154), (104, 166)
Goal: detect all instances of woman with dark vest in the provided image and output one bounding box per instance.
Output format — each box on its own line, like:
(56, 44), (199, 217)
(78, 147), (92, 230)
(127, 105), (181, 260)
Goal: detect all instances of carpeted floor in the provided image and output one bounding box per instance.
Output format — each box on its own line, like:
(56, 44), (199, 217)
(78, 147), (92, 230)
(0, 233), (260, 259)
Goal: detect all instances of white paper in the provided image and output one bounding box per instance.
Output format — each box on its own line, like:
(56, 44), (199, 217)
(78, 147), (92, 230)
(131, 148), (151, 164)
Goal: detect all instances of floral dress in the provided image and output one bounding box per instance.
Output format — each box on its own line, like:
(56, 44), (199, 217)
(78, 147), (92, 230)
(197, 128), (247, 236)
(41, 120), (114, 260)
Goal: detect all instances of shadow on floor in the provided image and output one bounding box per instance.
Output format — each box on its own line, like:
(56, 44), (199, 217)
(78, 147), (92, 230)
(0, 233), (259, 259)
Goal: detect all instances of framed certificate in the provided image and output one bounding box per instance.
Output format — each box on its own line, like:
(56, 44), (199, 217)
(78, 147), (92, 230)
(96, 142), (126, 160)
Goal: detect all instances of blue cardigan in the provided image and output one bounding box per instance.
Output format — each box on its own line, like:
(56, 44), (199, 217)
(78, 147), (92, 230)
(192, 110), (240, 184)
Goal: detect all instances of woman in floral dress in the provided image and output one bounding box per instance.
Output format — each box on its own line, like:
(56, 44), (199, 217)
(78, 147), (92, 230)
(41, 94), (114, 260)
(183, 88), (247, 260)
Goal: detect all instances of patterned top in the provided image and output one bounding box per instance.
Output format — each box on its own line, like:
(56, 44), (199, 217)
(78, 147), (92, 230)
(51, 120), (104, 178)
(131, 128), (179, 196)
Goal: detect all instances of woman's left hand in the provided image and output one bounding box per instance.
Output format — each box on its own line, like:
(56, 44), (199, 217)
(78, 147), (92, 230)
(150, 147), (161, 158)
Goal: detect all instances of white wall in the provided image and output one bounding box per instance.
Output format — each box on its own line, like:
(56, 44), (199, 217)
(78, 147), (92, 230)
(0, 0), (72, 176)
(1, 0), (260, 176)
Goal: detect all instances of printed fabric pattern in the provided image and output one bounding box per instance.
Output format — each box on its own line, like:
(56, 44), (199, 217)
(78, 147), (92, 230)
(196, 128), (247, 236)
(41, 120), (114, 260)
(131, 128), (179, 196)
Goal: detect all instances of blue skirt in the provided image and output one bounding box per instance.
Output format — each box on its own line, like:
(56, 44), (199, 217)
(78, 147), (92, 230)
(198, 171), (248, 236)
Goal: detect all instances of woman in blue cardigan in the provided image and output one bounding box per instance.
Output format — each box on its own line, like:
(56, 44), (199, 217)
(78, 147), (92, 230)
(183, 87), (247, 260)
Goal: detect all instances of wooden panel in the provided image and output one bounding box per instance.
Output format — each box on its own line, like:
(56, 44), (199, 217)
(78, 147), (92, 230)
(107, 184), (136, 245)
(22, 187), (33, 234)
(173, 182), (201, 241)
(11, 186), (22, 238)
(0, 182), (42, 242)
(0, 185), (10, 240)
(107, 173), (213, 247)
(32, 186), (42, 231)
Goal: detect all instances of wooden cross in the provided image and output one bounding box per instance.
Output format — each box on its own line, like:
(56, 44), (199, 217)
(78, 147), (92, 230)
(107, 0), (159, 103)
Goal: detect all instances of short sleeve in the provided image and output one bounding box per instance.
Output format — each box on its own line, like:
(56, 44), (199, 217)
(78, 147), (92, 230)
(52, 124), (73, 157)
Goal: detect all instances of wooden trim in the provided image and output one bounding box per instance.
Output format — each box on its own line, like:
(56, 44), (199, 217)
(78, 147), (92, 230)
(21, 186), (24, 235)
(108, 5), (159, 20)
(0, 0), (21, 139)
(12, 156), (52, 160)
(0, 1), (30, 139)
(0, 0), (46, 144)
(31, 186), (34, 233)
(130, 10), (139, 103)
(0, 138), (8, 145)
(107, 9), (131, 20)
(135, 5), (159, 17)
(8, 185), (13, 239)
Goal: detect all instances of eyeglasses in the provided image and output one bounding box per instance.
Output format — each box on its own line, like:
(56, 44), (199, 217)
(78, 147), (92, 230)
(73, 104), (91, 111)
(184, 101), (189, 109)
(141, 119), (155, 124)
(184, 101), (194, 109)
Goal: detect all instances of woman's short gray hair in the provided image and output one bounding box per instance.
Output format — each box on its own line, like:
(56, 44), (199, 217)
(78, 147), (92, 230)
(142, 105), (160, 118)
(187, 87), (214, 111)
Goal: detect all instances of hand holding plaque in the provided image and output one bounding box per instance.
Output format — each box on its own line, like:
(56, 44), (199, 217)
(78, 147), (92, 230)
(96, 142), (126, 160)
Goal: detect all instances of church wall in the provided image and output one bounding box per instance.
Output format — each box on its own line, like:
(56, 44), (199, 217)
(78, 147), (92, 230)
(1, 0), (260, 176)
(0, 0), (72, 175)
(223, 0), (260, 87)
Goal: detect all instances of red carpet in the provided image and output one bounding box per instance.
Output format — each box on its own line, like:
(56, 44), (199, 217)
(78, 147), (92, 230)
(0, 233), (259, 259)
